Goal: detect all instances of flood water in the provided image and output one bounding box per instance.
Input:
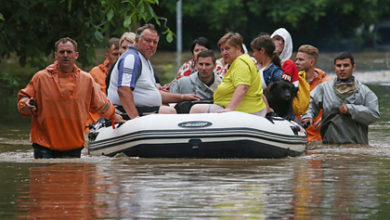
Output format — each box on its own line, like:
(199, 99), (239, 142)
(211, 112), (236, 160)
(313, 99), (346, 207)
(1, 52), (390, 219)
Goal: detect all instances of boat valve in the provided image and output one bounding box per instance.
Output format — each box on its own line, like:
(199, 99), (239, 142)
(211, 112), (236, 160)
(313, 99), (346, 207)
(189, 139), (201, 149)
(290, 126), (300, 135)
(88, 132), (99, 142)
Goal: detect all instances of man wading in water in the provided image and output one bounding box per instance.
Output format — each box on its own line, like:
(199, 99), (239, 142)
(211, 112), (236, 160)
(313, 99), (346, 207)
(17, 37), (124, 159)
(301, 52), (380, 144)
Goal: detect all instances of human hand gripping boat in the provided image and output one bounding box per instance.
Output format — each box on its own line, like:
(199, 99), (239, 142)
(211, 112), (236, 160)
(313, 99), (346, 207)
(88, 111), (307, 158)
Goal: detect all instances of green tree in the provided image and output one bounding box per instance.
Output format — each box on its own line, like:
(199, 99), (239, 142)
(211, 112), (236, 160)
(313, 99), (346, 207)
(0, 0), (173, 68)
(156, 0), (390, 51)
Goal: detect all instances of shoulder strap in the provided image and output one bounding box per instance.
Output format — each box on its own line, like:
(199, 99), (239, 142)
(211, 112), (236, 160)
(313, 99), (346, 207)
(105, 61), (116, 93)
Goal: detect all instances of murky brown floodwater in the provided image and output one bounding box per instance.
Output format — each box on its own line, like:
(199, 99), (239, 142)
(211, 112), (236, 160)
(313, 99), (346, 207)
(1, 52), (390, 219)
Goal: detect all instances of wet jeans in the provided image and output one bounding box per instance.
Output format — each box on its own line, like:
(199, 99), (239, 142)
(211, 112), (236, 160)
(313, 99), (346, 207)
(32, 143), (83, 159)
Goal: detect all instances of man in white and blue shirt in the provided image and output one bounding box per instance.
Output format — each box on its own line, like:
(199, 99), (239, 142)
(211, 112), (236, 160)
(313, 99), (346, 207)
(108, 24), (200, 120)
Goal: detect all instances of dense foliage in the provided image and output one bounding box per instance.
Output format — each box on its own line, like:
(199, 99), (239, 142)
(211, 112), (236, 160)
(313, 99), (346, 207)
(1, 0), (390, 68)
(0, 0), (173, 68)
(155, 0), (390, 51)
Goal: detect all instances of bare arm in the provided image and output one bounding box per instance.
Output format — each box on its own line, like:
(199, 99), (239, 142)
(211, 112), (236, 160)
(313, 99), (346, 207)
(301, 117), (314, 126)
(219, 84), (249, 112)
(118, 86), (139, 119)
(160, 90), (201, 104)
(262, 94), (274, 113)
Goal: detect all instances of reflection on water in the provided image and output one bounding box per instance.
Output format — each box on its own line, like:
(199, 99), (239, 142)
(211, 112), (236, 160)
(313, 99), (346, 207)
(342, 70), (390, 85)
(0, 152), (388, 219)
(16, 164), (104, 219)
(0, 85), (388, 219)
(1, 52), (390, 219)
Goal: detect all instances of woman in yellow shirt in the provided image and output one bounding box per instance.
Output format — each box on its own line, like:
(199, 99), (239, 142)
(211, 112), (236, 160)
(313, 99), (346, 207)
(190, 32), (266, 116)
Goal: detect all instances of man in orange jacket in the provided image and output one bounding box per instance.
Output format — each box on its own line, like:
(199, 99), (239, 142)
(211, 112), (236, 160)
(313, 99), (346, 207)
(17, 37), (124, 159)
(90, 37), (120, 94)
(87, 38), (120, 127)
(295, 44), (332, 142)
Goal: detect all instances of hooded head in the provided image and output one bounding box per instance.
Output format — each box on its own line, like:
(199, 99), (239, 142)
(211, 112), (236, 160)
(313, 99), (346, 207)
(271, 28), (293, 63)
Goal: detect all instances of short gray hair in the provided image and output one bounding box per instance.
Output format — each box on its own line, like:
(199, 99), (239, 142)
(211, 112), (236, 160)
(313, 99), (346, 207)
(136, 24), (158, 40)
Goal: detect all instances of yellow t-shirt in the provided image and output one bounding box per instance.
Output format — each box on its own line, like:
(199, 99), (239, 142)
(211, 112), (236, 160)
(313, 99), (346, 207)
(213, 54), (265, 113)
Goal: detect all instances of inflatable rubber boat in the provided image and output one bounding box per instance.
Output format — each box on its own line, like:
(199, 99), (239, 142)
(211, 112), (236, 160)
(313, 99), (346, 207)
(88, 111), (307, 158)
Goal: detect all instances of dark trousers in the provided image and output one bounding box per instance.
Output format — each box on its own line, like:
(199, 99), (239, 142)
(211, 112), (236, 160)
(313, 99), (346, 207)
(115, 105), (160, 120)
(33, 143), (83, 159)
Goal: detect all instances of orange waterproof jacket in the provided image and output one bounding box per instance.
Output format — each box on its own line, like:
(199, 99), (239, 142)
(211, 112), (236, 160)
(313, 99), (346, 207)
(87, 59), (111, 126)
(89, 59), (110, 94)
(17, 62), (115, 151)
(305, 68), (332, 142)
